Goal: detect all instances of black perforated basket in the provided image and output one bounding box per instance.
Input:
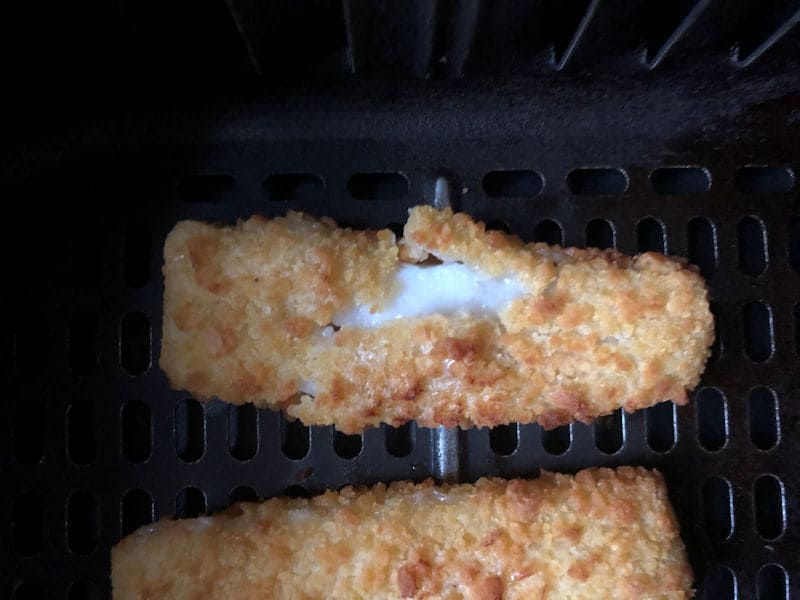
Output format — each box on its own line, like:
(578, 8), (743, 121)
(3, 1), (800, 598)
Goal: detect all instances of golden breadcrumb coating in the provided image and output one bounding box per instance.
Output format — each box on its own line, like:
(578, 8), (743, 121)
(112, 467), (694, 599)
(160, 206), (714, 433)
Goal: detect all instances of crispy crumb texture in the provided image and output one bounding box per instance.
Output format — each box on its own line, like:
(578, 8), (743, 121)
(112, 467), (694, 599)
(160, 206), (714, 433)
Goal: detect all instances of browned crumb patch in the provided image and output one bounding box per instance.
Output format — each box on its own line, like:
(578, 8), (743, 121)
(112, 467), (694, 599)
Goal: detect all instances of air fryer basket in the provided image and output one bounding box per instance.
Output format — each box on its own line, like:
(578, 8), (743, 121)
(3, 1), (800, 598)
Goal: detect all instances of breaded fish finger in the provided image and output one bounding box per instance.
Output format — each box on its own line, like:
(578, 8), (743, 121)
(160, 206), (714, 433)
(112, 467), (694, 599)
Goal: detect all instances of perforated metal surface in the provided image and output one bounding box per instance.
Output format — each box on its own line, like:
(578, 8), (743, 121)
(3, 2), (800, 599)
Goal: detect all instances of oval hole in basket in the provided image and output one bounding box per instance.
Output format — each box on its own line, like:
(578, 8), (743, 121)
(121, 488), (154, 537)
(702, 477), (733, 541)
(347, 172), (409, 200)
(175, 399), (206, 462)
(757, 564), (788, 600)
(228, 404), (258, 461)
(121, 400), (152, 462)
(120, 312), (151, 376)
(263, 173), (324, 201)
(178, 174), (237, 203)
(534, 219), (563, 245)
(66, 581), (95, 600)
(284, 485), (311, 499)
(651, 166), (711, 194)
(696, 387), (728, 452)
(384, 422), (414, 457)
(482, 170), (543, 197)
(788, 217), (800, 273)
(743, 301), (774, 362)
(637, 217), (667, 253)
(69, 311), (97, 375)
(594, 409), (624, 454)
(67, 490), (98, 555)
(687, 217), (717, 279)
(567, 168), (628, 195)
(123, 226), (152, 288)
(72, 227), (101, 290)
(13, 492), (42, 556)
(176, 487), (207, 519)
(14, 311), (46, 377)
(754, 474), (786, 540)
(698, 564), (737, 600)
(734, 166), (794, 193)
(709, 302), (723, 363)
(646, 400), (676, 452)
(585, 218), (615, 249)
(541, 424), (571, 455)
(230, 486), (259, 504)
(737, 215), (768, 276)
(14, 402), (44, 465)
(490, 424), (519, 456)
(13, 583), (43, 600)
(333, 431), (363, 459)
(281, 416), (310, 460)
(749, 386), (779, 451)
(67, 401), (96, 465)
(795, 302), (800, 356)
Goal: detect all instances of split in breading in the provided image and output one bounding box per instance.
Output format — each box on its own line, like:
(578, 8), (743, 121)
(160, 205), (714, 433)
